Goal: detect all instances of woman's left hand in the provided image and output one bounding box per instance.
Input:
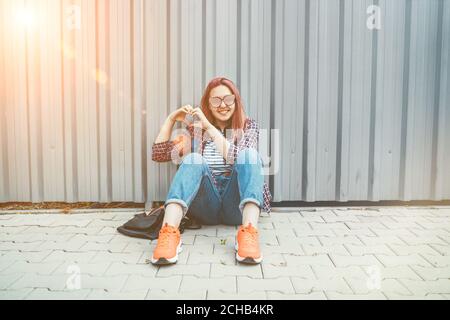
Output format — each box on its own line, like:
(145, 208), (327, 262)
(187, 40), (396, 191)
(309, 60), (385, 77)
(191, 107), (213, 130)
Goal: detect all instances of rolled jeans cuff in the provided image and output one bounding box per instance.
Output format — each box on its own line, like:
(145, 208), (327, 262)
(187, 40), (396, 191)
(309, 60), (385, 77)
(238, 197), (262, 215)
(164, 198), (189, 217)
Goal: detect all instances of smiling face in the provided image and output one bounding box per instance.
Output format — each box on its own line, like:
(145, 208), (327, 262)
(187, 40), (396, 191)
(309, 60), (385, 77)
(208, 85), (236, 124)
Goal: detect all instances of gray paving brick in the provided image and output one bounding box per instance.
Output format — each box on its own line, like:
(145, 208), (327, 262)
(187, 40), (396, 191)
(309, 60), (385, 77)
(86, 219), (122, 227)
(261, 243), (305, 255)
(344, 244), (395, 255)
(318, 236), (363, 246)
(400, 235), (448, 246)
(345, 278), (412, 295)
(211, 263), (263, 278)
(0, 241), (45, 251)
(0, 259), (15, 272)
(363, 266), (423, 281)
(438, 235), (450, 244)
(36, 240), (86, 252)
(183, 226), (217, 237)
(297, 228), (336, 237)
(52, 262), (112, 276)
(69, 234), (115, 244)
(291, 277), (353, 294)
(24, 288), (92, 300)
(2, 260), (62, 275)
(261, 264), (314, 279)
(0, 288), (33, 300)
(329, 254), (382, 267)
(181, 276), (236, 293)
(43, 251), (97, 263)
(347, 222), (387, 230)
(257, 222), (275, 230)
(420, 254), (450, 267)
(237, 276), (294, 294)
(59, 226), (103, 235)
(385, 292), (446, 300)
(207, 290), (266, 300)
(78, 274), (129, 292)
(429, 244), (450, 255)
(375, 254), (434, 268)
(122, 275), (182, 292)
(312, 266), (368, 280)
(1, 250), (53, 262)
(187, 252), (235, 265)
(90, 251), (143, 264)
(147, 289), (207, 300)
(332, 228), (376, 237)
(0, 274), (24, 290)
(399, 279), (450, 295)
(301, 211), (336, 219)
(358, 235), (406, 245)
(260, 253), (287, 266)
(0, 226), (31, 234)
(194, 235), (226, 245)
(310, 222), (349, 230)
(157, 263), (210, 278)
(273, 221), (311, 231)
(180, 244), (213, 255)
(79, 241), (128, 252)
(326, 292), (387, 300)
(88, 289), (149, 300)
(410, 266), (450, 281)
(321, 215), (361, 223)
(388, 244), (441, 256)
(408, 228), (450, 237)
(13, 233), (75, 243)
(267, 291), (327, 300)
(284, 254), (334, 267)
(8, 273), (68, 290)
(104, 261), (156, 277)
(278, 235), (321, 246)
(370, 228), (416, 237)
(50, 219), (93, 227)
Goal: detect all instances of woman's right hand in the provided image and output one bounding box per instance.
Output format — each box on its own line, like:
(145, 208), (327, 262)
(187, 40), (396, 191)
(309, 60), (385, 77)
(169, 105), (194, 123)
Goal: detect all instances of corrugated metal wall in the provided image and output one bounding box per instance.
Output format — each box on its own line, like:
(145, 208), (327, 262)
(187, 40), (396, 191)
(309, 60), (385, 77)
(0, 0), (449, 205)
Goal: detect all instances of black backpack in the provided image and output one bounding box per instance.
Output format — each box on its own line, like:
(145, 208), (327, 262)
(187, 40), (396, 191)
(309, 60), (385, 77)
(117, 206), (201, 240)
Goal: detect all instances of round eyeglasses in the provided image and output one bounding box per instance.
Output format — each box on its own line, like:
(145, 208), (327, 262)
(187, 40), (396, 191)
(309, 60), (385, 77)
(209, 94), (236, 108)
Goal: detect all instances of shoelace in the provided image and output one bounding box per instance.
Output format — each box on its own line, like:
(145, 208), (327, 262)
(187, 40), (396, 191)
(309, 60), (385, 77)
(240, 226), (258, 246)
(158, 225), (177, 248)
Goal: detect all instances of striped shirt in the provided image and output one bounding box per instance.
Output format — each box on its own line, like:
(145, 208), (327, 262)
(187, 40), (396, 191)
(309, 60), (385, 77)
(203, 139), (233, 178)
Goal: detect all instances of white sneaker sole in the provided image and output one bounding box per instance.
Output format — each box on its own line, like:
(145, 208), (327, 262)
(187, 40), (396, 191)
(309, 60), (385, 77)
(151, 240), (183, 265)
(235, 242), (263, 264)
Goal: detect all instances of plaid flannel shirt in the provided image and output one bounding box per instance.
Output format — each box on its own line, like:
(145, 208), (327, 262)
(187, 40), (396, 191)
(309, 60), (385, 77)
(151, 118), (272, 213)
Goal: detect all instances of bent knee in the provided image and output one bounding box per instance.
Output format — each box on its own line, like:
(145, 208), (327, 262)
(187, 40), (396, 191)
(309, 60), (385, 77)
(236, 148), (261, 165)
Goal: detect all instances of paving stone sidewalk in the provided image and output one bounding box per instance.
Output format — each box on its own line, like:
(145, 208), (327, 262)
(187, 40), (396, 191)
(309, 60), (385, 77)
(1, 206), (450, 300)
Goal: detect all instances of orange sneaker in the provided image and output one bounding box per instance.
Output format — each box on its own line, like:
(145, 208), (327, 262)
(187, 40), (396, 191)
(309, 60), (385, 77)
(151, 223), (182, 265)
(235, 223), (263, 264)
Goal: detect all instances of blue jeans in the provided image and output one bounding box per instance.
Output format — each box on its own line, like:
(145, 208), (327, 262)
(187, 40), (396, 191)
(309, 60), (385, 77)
(164, 148), (265, 226)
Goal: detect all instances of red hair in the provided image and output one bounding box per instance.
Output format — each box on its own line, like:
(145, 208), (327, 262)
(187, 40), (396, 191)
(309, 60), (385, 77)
(200, 77), (247, 142)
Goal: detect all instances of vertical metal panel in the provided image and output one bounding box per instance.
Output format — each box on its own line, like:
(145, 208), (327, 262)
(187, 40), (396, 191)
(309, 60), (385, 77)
(1, 0), (449, 204)
(339, 0), (373, 201)
(306, 0), (341, 201)
(0, 0), (6, 201)
(435, 0), (450, 199)
(272, 0), (307, 201)
(372, 0), (406, 200)
(404, 0), (441, 200)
